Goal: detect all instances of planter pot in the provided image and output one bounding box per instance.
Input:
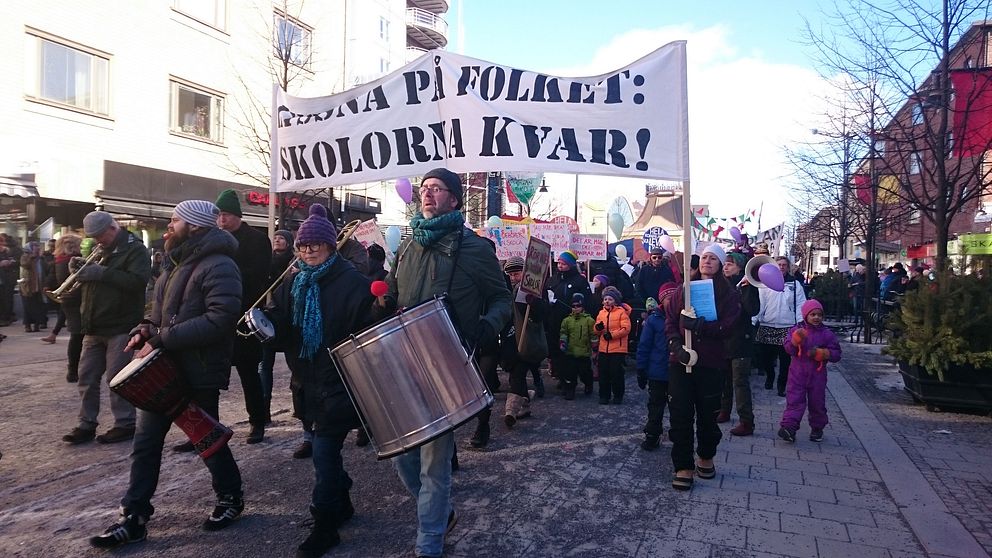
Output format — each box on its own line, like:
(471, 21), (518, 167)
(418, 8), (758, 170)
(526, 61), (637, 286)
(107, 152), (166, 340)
(897, 360), (992, 412)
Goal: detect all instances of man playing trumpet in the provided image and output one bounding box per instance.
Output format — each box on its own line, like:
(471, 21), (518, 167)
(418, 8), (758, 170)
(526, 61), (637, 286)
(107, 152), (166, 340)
(62, 211), (150, 445)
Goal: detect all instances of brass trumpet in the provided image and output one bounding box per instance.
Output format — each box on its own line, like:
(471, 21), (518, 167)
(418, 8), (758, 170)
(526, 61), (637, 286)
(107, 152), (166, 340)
(45, 246), (104, 304)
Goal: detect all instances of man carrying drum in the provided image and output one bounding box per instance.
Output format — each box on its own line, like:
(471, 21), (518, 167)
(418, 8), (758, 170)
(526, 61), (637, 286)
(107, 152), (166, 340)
(376, 167), (511, 558)
(267, 203), (375, 557)
(89, 200), (245, 548)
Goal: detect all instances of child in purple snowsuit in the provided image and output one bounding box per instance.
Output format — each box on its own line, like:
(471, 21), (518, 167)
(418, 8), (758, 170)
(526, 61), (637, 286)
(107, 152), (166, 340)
(777, 299), (841, 443)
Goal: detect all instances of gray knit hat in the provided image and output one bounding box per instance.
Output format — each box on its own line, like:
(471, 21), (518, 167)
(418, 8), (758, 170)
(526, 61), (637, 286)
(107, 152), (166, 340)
(174, 200), (219, 228)
(83, 211), (114, 237)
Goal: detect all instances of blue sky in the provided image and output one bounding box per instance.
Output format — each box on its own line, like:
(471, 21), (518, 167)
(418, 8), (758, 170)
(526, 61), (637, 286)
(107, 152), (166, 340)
(446, 0), (832, 231)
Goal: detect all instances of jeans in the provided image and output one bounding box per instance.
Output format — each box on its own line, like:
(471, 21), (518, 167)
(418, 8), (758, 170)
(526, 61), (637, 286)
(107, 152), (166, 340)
(720, 357), (755, 424)
(668, 363), (723, 472)
(311, 431), (352, 517)
(121, 388), (242, 518)
(644, 379), (669, 437)
(77, 334), (136, 430)
(393, 432), (454, 557)
(598, 352), (626, 401)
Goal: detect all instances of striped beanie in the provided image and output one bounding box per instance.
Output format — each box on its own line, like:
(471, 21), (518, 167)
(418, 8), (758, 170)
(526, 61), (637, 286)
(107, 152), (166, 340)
(558, 250), (578, 268)
(174, 200), (219, 228)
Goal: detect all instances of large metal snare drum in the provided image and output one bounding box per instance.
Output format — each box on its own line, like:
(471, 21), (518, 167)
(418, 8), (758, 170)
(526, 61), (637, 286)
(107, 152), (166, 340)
(330, 297), (493, 459)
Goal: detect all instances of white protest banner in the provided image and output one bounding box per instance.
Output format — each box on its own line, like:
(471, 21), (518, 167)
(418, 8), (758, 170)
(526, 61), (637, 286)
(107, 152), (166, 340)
(484, 225), (529, 260)
(529, 223), (571, 253)
(520, 236), (552, 297)
(571, 234), (607, 261)
(273, 42), (689, 192)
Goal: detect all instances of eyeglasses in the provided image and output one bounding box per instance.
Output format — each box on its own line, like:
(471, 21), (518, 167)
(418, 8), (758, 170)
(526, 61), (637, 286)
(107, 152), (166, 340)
(419, 185), (450, 195)
(296, 243), (324, 253)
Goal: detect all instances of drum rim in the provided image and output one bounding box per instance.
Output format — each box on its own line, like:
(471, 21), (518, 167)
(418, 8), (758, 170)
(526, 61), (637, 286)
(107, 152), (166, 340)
(245, 307), (275, 338)
(110, 348), (162, 388)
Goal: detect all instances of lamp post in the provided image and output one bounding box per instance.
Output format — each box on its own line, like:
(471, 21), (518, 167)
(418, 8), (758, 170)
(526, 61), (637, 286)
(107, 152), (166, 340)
(806, 240), (814, 278)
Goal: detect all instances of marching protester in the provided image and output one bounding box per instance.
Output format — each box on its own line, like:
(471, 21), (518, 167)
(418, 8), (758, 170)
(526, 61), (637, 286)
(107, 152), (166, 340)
(502, 256), (547, 426)
(45, 234), (84, 382)
(62, 212), (149, 445)
(0, 234), (21, 326)
(376, 167), (511, 558)
(665, 244), (740, 491)
(268, 204), (375, 557)
(719, 251), (761, 436)
(755, 256), (806, 397)
(634, 247), (675, 309)
(89, 200), (244, 547)
(19, 241), (48, 333)
(636, 282), (677, 450)
(594, 285), (631, 405)
(778, 299), (842, 443)
(213, 189), (271, 445)
(558, 293), (596, 399)
(547, 250), (592, 394)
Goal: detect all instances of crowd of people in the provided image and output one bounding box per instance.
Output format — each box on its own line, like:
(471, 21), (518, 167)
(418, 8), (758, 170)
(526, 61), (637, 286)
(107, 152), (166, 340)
(1, 169), (854, 558)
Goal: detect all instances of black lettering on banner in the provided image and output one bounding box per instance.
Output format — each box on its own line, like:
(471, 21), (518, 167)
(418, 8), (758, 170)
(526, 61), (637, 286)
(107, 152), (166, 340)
(364, 85), (390, 112)
(432, 55), (446, 101)
(520, 126), (586, 162)
(589, 129), (630, 168)
(478, 65), (506, 101)
(505, 68), (531, 101)
(480, 116), (516, 156)
(566, 82), (595, 104)
(457, 65), (480, 96)
(531, 74), (563, 103)
(402, 70), (432, 105)
(360, 132), (391, 169)
(335, 137), (363, 174)
(604, 70), (630, 104)
(311, 141), (337, 177)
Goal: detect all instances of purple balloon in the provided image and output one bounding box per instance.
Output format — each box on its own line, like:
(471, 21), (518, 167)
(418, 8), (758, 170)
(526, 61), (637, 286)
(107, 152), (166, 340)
(730, 227), (743, 244)
(395, 178), (413, 204)
(758, 263), (785, 292)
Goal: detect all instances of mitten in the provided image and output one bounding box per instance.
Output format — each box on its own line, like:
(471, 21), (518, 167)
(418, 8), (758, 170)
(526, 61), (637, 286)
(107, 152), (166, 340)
(603, 330), (613, 341)
(637, 369), (648, 390)
(680, 314), (703, 333)
(595, 322), (605, 332)
(791, 329), (807, 347)
(813, 348), (830, 362)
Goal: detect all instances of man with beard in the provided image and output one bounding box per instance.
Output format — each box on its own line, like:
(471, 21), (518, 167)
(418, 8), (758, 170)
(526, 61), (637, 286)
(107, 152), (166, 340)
(719, 251), (760, 436)
(547, 250), (592, 393)
(376, 168), (511, 558)
(90, 200), (245, 547)
(211, 188), (271, 445)
(62, 212), (149, 445)
(635, 247), (675, 309)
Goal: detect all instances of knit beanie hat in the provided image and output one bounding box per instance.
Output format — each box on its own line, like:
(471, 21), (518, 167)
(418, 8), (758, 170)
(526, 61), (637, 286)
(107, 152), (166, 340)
(602, 286), (622, 304)
(174, 200), (219, 228)
(571, 293), (585, 306)
(801, 299), (824, 320)
(503, 256), (525, 273)
(593, 274), (609, 287)
(214, 188), (243, 217)
(649, 247), (664, 256)
(701, 243), (727, 265)
(83, 211), (114, 237)
(274, 229), (294, 246)
(421, 168), (463, 209)
(645, 297), (658, 312)
(727, 251), (747, 269)
(558, 250), (578, 268)
(657, 281), (679, 304)
(296, 204), (337, 247)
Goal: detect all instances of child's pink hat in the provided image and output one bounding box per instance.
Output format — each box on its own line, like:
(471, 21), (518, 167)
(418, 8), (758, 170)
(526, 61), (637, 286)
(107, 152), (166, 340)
(801, 299), (823, 320)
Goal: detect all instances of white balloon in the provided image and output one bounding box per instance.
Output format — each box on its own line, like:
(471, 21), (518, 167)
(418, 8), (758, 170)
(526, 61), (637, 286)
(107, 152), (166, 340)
(385, 225), (401, 252)
(615, 244), (628, 260)
(660, 234), (676, 254)
(486, 215), (503, 227)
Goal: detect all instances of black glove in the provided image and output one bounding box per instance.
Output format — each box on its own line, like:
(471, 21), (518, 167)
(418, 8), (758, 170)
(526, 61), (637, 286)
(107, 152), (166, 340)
(525, 294), (540, 306)
(74, 264), (106, 282)
(668, 337), (683, 353)
(680, 314), (703, 333)
(595, 322), (605, 332)
(637, 369), (648, 390)
(677, 347), (693, 366)
(476, 320), (497, 348)
(603, 330), (613, 341)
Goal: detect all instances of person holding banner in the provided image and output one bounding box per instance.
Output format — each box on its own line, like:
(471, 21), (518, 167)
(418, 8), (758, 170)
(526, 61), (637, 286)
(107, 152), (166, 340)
(377, 168), (511, 558)
(664, 244), (740, 491)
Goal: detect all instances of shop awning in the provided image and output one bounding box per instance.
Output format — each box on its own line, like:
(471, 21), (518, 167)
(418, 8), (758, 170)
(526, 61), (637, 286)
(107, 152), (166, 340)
(98, 196), (269, 228)
(0, 174), (40, 198)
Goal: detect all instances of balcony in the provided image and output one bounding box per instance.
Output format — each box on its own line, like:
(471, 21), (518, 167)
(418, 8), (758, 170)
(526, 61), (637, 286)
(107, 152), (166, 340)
(406, 7), (447, 49)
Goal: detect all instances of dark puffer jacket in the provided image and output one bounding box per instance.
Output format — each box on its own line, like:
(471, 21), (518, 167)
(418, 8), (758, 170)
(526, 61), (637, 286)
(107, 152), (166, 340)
(149, 227), (241, 391)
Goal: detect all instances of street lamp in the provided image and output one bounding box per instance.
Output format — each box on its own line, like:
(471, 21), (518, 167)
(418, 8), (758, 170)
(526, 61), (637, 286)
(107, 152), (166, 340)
(806, 240), (814, 278)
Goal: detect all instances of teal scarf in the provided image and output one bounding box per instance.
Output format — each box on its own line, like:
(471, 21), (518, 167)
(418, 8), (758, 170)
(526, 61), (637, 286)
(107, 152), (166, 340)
(410, 211), (465, 247)
(291, 255), (337, 360)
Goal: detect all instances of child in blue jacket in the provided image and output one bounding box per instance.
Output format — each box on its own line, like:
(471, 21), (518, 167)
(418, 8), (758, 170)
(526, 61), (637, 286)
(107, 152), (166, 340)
(636, 282), (677, 450)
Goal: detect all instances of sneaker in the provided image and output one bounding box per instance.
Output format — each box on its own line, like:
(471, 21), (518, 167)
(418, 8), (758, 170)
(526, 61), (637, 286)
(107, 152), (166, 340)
(809, 428), (824, 442)
(62, 427), (96, 445)
(173, 440), (195, 453)
(203, 494), (244, 531)
(246, 424), (265, 444)
(716, 411), (730, 423)
(777, 427), (796, 443)
(89, 514), (147, 548)
(640, 435), (660, 451)
(292, 441), (313, 459)
(730, 422), (754, 436)
(296, 526), (340, 558)
(355, 428), (370, 447)
(97, 427), (135, 444)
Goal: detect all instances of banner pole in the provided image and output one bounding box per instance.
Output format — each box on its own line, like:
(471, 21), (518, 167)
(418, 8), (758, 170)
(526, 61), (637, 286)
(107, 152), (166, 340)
(268, 84), (279, 239)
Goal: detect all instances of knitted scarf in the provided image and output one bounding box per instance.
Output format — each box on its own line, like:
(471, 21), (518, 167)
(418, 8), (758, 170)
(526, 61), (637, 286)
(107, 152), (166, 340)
(410, 211), (465, 247)
(291, 254), (337, 360)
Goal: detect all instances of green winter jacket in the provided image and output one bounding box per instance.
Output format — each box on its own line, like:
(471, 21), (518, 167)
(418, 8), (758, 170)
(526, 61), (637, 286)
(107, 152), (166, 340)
(560, 312), (595, 358)
(80, 229), (151, 336)
(386, 228), (511, 345)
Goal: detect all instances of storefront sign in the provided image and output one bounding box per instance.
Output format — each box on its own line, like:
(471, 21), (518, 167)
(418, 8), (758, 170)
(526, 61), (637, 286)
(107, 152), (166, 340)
(959, 233), (992, 255)
(245, 191), (311, 209)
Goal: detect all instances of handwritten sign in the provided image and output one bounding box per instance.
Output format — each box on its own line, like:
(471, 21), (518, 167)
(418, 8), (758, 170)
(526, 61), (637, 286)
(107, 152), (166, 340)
(484, 225), (529, 259)
(530, 223), (571, 253)
(520, 236), (552, 297)
(571, 234), (607, 261)
(642, 226), (669, 250)
(351, 219), (393, 271)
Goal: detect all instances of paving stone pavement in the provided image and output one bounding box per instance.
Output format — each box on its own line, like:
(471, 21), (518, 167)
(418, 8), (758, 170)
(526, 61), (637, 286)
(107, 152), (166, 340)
(1, 321), (989, 557)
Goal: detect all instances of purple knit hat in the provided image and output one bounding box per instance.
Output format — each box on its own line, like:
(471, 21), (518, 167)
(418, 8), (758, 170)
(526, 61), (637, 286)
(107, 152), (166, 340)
(296, 204), (337, 248)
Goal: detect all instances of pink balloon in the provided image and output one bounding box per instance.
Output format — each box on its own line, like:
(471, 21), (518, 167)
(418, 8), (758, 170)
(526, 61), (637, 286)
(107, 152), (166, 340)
(730, 227), (742, 244)
(395, 178), (413, 204)
(758, 263), (785, 292)
(659, 234), (676, 254)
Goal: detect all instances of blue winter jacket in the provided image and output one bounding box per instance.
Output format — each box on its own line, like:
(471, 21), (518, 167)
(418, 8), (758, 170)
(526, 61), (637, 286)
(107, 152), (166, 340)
(636, 308), (670, 381)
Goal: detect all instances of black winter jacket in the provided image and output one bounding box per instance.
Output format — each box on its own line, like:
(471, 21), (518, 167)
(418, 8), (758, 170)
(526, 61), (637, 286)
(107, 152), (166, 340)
(80, 229), (150, 336)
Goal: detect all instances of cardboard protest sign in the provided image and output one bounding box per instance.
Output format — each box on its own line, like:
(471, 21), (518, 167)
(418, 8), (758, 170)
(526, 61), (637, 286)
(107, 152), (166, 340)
(520, 236), (552, 297)
(571, 234), (607, 261)
(530, 223), (571, 253)
(351, 219), (393, 271)
(483, 225), (529, 259)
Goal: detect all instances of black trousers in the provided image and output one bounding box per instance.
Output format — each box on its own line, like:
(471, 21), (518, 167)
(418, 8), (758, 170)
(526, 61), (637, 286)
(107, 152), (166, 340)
(597, 353), (626, 401)
(560, 355), (592, 387)
(644, 379), (669, 437)
(758, 343), (790, 391)
(668, 363), (723, 472)
(233, 336), (266, 425)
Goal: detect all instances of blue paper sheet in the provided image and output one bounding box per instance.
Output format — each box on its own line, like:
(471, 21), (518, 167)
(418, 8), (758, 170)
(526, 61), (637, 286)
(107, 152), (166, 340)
(689, 279), (718, 321)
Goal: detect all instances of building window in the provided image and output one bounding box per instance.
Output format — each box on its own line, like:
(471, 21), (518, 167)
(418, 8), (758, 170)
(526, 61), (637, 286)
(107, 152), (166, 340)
(908, 209), (921, 224)
(27, 33), (109, 115)
(274, 13), (311, 68)
(170, 80), (224, 143)
(173, 0), (227, 31)
(380, 57), (390, 74)
(911, 103), (923, 126)
(379, 16), (390, 41)
(910, 151), (921, 174)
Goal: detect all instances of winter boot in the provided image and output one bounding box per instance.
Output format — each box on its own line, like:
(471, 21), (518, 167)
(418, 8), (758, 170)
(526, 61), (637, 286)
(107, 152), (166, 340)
(504, 393), (523, 428)
(531, 369), (545, 398)
(641, 434), (661, 451)
(469, 410), (491, 449)
(297, 510), (340, 558)
(563, 383), (576, 401)
(730, 422), (754, 436)
(517, 394), (532, 419)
